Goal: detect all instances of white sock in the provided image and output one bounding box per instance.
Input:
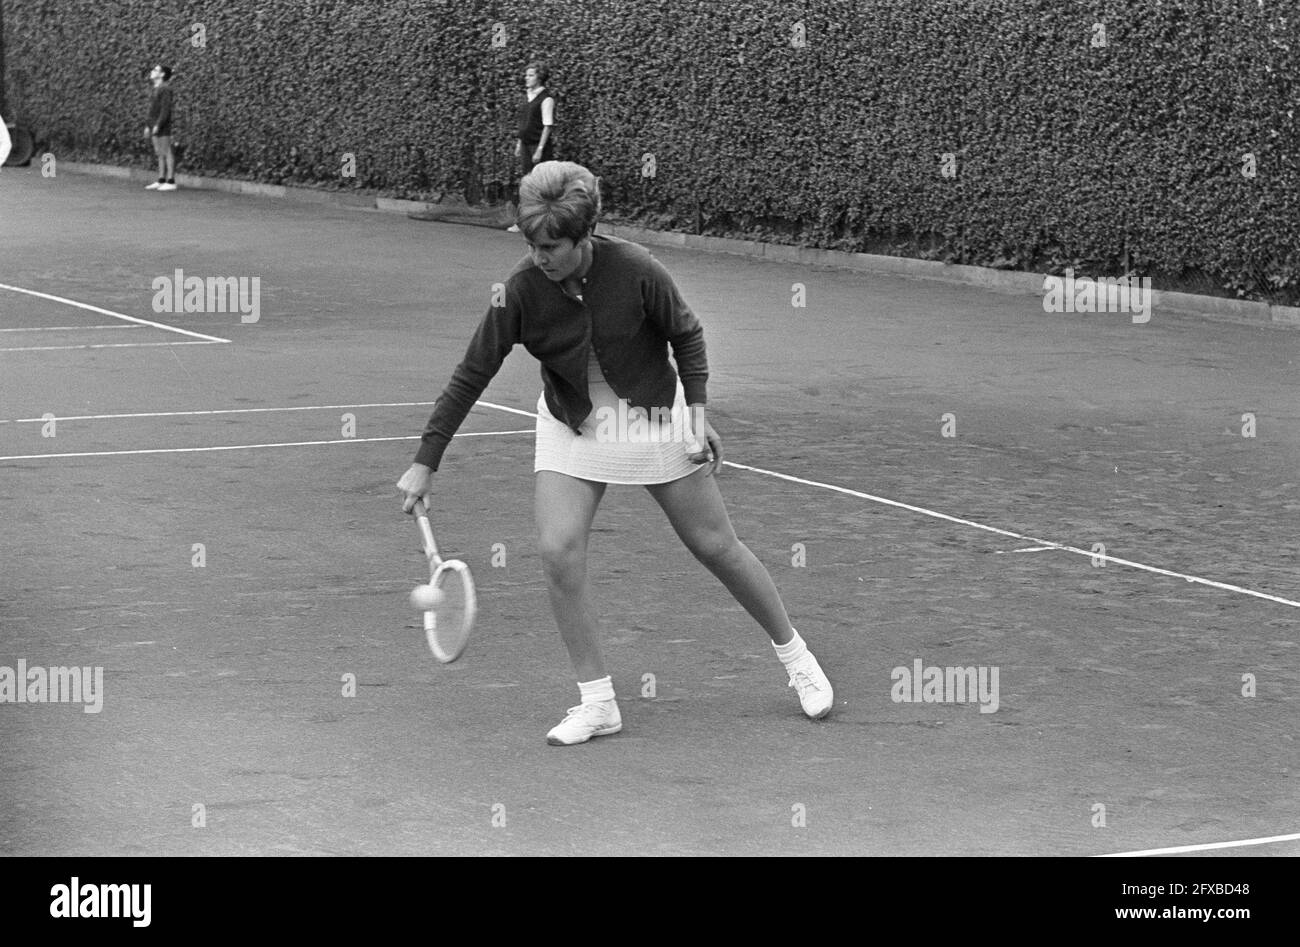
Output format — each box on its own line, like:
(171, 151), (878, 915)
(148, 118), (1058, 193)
(772, 628), (808, 665)
(578, 675), (615, 704)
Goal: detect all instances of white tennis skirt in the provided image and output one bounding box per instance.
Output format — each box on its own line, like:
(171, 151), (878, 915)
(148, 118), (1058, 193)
(534, 350), (701, 485)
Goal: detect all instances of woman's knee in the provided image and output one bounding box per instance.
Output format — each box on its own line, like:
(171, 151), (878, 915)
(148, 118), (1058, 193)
(683, 525), (741, 566)
(537, 529), (587, 580)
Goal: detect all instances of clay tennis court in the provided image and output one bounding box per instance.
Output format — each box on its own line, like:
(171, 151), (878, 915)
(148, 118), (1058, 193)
(2, 168), (1297, 856)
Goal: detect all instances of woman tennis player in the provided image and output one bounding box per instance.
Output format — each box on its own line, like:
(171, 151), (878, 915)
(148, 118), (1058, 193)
(397, 161), (834, 745)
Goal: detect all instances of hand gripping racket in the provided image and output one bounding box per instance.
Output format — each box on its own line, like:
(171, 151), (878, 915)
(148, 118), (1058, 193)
(410, 498), (477, 663)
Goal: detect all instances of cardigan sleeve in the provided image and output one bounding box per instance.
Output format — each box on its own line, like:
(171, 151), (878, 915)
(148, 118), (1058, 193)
(414, 296), (521, 470)
(642, 254), (708, 405)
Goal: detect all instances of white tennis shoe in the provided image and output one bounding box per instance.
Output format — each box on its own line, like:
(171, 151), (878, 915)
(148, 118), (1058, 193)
(546, 700), (622, 746)
(786, 651), (833, 719)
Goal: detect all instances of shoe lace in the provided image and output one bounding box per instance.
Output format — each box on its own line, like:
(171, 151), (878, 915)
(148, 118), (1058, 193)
(788, 668), (822, 692)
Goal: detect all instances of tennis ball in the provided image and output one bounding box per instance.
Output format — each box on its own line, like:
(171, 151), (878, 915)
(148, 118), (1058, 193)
(410, 584), (445, 610)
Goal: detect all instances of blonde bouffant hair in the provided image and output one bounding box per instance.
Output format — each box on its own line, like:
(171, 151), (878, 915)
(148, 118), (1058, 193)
(517, 161), (601, 243)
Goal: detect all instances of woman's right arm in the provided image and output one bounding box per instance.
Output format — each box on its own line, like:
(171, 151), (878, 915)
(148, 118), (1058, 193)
(399, 295), (521, 510)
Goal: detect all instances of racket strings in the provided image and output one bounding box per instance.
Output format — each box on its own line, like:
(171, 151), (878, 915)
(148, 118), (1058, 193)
(424, 563), (476, 662)
(414, 507), (476, 663)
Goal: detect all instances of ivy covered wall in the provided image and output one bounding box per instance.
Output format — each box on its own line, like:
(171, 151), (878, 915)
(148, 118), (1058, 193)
(4, 0), (1295, 302)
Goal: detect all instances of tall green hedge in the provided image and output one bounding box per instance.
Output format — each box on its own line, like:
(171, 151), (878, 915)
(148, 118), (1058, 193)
(4, 0), (1296, 303)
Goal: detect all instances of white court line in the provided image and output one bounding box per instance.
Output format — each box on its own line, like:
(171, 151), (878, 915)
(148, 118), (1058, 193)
(0, 430), (534, 461)
(0, 283), (231, 343)
(1, 401), (440, 424)
(476, 399), (542, 420)
(0, 340), (224, 353)
(0, 324), (143, 332)
(0, 400), (527, 425)
(1096, 831), (1300, 857)
(723, 460), (1300, 610)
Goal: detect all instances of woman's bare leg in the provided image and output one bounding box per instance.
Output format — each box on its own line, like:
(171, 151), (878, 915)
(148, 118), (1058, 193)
(534, 470), (607, 680)
(645, 467), (793, 645)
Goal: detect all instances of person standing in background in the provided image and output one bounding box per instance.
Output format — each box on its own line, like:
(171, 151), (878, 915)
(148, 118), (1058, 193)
(507, 62), (556, 232)
(144, 64), (177, 191)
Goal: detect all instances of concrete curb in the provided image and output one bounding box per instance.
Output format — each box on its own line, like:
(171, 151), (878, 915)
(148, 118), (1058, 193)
(57, 161), (1300, 328)
(61, 161), (422, 212)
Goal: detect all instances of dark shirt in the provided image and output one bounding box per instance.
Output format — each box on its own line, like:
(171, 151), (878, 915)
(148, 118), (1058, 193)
(147, 85), (173, 135)
(415, 235), (708, 471)
(516, 89), (555, 147)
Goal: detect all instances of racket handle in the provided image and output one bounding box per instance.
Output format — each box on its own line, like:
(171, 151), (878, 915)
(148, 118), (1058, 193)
(411, 497), (442, 563)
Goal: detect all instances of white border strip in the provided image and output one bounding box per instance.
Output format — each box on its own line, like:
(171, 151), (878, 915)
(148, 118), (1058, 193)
(0, 283), (232, 343)
(0, 429), (533, 461)
(1, 399), (524, 424)
(1, 401), (440, 424)
(0, 325), (143, 333)
(1096, 831), (1300, 857)
(475, 399), (542, 420)
(1, 340), (224, 353)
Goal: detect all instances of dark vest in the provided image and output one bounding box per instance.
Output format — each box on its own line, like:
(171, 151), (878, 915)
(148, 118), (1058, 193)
(517, 90), (555, 145)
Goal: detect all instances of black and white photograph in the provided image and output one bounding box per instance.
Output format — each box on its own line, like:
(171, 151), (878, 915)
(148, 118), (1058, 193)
(0, 0), (1295, 911)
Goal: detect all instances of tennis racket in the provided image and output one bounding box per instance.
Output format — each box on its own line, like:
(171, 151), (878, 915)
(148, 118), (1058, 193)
(410, 498), (477, 663)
